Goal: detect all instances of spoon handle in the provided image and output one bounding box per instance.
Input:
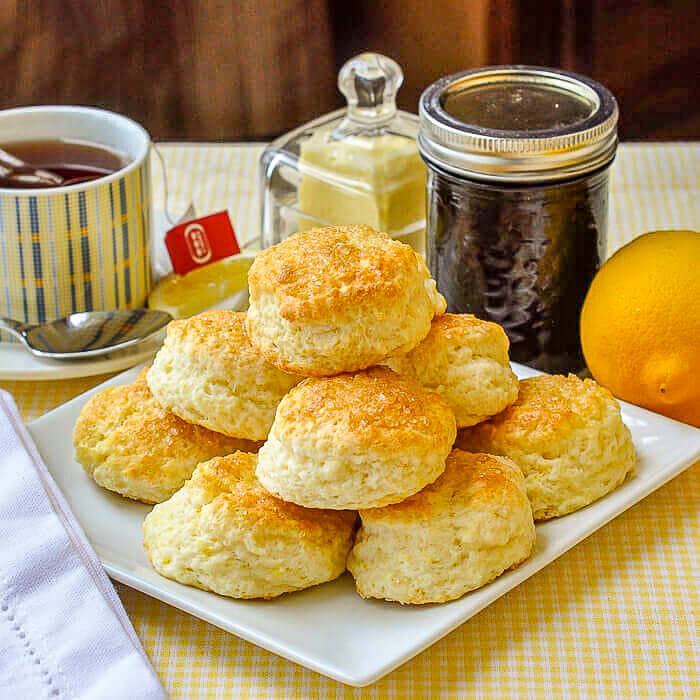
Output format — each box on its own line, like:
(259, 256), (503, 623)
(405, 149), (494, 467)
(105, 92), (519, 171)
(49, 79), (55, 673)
(0, 148), (25, 169)
(0, 148), (64, 186)
(0, 318), (26, 342)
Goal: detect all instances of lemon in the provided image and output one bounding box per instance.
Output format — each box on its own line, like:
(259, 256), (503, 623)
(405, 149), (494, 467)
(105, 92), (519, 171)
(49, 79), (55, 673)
(580, 230), (700, 427)
(148, 254), (253, 319)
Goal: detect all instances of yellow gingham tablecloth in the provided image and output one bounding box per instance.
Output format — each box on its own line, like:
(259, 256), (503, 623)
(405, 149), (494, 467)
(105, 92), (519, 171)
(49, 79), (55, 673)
(2, 143), (699, 698)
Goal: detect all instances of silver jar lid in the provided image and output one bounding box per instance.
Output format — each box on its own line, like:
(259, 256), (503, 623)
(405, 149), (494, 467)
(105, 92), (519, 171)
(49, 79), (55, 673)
(418, 66), (619, 183)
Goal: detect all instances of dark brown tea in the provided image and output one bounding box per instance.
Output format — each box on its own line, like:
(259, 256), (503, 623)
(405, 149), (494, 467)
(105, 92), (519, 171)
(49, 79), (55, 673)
(0, 139), (127, 189)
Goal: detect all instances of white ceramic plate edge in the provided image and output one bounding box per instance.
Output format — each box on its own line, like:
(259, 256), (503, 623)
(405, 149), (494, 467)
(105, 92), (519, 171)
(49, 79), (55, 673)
(97, 423), (699, 688)
(99, 563), (361, 684)
(369, 442), (700, 683)
(0, 336), (163, 381)
(26, 363), (700, 686)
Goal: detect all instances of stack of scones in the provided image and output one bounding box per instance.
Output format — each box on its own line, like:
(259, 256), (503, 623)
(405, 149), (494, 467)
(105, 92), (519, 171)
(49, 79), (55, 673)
(73, 224), (636, 604)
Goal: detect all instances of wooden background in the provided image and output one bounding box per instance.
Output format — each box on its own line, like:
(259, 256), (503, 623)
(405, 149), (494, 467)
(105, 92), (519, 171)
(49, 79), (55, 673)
(1, 0), (697, 140)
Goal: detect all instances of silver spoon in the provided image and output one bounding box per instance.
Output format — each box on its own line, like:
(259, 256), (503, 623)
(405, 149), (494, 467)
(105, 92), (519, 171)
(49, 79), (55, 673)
(0, 147), (65, 188)
(0, 309), (172, 359)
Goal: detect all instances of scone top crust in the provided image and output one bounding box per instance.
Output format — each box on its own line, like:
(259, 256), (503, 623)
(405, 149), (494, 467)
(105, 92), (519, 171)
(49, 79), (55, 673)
(190, 452), (357, 544)
(360, 449), (526, 522)
(420, 313), (510, 361)
(163, 309), (264, 366)
(248, 225), (445, 323)
(460, 374), (623, 449)
(74, 368), (248, 472)
(274, 367), (457, 453)
(388, 312), (513, 377)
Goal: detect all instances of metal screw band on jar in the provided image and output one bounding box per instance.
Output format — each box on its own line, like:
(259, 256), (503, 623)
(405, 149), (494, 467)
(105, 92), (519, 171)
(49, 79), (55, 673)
(419, 66), (619, 183)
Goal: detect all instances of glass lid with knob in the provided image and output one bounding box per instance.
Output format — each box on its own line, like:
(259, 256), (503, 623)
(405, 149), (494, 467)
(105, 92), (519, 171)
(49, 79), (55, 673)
(259, 52), (427, 253)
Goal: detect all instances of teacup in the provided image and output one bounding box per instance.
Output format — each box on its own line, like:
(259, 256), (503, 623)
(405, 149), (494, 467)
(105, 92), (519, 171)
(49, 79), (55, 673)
(0, 106), (151, 341)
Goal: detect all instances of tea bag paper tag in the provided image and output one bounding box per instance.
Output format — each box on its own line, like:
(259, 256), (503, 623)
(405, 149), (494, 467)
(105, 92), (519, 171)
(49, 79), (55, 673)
(165, 210), (240, 275)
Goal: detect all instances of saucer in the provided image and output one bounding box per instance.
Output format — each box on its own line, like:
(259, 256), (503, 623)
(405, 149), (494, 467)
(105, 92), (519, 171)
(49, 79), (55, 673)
(0, 334), (164, 381)
(0, 287), (250, 381)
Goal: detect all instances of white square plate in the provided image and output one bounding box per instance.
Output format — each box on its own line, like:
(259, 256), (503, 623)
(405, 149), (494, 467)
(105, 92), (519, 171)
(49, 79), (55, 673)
(27, 363), (700, 686)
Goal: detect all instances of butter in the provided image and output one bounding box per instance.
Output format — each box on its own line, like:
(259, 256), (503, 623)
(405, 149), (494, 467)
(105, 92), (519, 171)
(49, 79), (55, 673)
(298, 132), (426, 253)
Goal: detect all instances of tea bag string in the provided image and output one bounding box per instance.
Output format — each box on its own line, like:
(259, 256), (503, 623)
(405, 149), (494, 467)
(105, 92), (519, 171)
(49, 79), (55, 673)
(151, 143), (257, 250)
(152, 143), (189, 226)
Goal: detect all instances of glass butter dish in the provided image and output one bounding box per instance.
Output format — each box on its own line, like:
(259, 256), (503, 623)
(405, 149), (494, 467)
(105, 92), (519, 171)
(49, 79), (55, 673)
(259, 52), (427, 253)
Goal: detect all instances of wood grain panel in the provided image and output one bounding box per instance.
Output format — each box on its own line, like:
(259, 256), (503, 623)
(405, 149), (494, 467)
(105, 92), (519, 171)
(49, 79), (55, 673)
(332, 0), (492, 112)
(590, 0), (700, 138)
(0, 0), (338, 140)
(177, 0), (338, 138)
(0, 0), (697, 139)
(507, 0), (699, 139)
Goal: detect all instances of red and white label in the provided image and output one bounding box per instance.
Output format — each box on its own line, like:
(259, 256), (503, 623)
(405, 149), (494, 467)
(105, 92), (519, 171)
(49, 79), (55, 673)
(165, 211), (239, 275)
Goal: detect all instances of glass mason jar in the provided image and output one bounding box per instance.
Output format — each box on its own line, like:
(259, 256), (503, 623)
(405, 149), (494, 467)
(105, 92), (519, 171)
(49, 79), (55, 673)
(419, 66), (619, 373)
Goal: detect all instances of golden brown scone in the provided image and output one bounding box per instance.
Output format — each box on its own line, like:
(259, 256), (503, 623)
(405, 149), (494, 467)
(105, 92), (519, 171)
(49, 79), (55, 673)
(347, 449), (535, 604)
(456, 374), (636, 520)
(73, 368), (258, 504)
(142, 452), (357, 599)
(256, 366), (457, 510)
(246, 225), (446, 376)
(147, 310), (301, 441)
(386, 313), (519, 427)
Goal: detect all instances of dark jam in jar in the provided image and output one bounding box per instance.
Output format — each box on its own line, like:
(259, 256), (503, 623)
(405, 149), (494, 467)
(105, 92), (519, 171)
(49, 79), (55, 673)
(419, 66), (619, 373)
(427, 166), (608, 372)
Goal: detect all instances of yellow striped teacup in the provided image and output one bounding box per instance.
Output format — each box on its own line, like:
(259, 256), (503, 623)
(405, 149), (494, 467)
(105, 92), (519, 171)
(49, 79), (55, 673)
(0, 106), (151, 342)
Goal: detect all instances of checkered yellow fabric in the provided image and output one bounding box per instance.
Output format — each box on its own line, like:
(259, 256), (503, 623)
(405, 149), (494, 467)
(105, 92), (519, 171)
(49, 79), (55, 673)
(2, 143), (698, 698)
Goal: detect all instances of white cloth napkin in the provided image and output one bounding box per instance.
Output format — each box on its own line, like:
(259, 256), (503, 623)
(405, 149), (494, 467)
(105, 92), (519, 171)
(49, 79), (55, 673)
(0, 390), (166, 699)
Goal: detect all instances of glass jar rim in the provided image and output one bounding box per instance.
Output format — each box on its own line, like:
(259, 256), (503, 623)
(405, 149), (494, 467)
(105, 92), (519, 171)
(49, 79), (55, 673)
(418, 65), (618, 183)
